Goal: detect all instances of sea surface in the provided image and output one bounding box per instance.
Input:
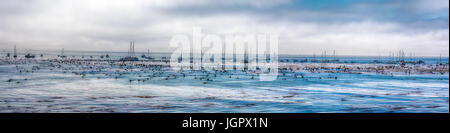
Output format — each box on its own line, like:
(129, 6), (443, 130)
(0, 50), (448, 113)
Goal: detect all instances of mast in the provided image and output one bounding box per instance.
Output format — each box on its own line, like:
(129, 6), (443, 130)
(409, 52), (412, 61)
(333, 50), (336, 60)
(378, 52), (381, 61)
(131, 41), (134, 57)
(13, 45), (17, 58)
(389, 51), (392, 60)
(132, 41), (135, 57)
(129, 41), (131, 57)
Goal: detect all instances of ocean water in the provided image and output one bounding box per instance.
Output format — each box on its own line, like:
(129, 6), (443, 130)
(0, 51), (448, 113)
(1, 49), (449, 64)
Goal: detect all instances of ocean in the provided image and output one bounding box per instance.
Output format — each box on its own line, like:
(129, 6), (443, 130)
(0, 50), (448, 113)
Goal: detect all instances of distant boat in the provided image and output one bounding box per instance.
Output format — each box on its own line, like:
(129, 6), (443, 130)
(160, 57), (170, 63)
(143, 56), (154, 60)
(120, 41), (139, 61)
(120, 56), (139, 61)
(59, 48), (67, 58)
(299, 59), (308, 63)
(371, 60), (382, 64)
(25, 53), (35, 58)
(330, 59), (339, 62)
(13, 45), (17, 58)
(142, 49), (154, 60)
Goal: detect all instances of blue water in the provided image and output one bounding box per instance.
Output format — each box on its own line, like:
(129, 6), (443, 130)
(0, 51), (448, 113)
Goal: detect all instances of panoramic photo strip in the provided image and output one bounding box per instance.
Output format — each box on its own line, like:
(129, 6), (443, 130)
(0, 0), (448, 132)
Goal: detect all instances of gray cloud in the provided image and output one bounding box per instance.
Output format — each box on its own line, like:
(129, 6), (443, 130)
(0, 0), (448, 56)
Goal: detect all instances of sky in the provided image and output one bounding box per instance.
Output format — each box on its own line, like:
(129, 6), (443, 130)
(0, 0), (448, 56)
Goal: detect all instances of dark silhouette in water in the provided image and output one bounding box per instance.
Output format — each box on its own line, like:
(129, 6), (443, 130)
(59, 48), (67, 59)
(25, 53), (35, 58)
(142, 49), (154, 60)
(13, 45), (17, 58)
(120, 41), (139, 61)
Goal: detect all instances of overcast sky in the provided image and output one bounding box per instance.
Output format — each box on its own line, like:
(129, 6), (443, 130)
(0, 0), (448, 56)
